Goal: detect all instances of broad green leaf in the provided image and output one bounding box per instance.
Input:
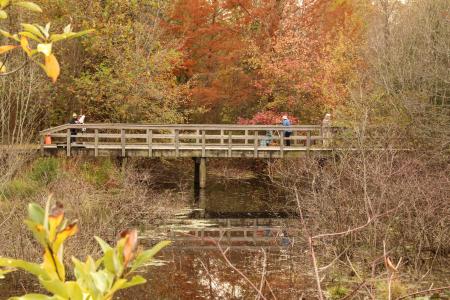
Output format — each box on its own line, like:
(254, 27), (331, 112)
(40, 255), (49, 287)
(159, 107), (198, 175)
(0, 29), (20, 42)
(13, 1), (42, 13)
(0, 9), (7, 19)
(103, 248), (121, 275)
(94, 236), (113, 253)
(64, 281), (83, 300)
(43, 53), (60, 83)
(21, 23), (45, 40)
(0, 45), (17, 54)
(49, 33), (71, 43)
(39, 277), (68, 297)
(120, 275), (146, 289)
(90, 270), (113, 295)
(42, 248), (65, 281)
(37, 43), (52, 56)
(129, 240), (171, 273)
(28, 202), (45, 224)
(19, 31), (42, 42)
(10, 294), (56, 300)
(0, 257), (46, 279)
(24, 220), (47, 248)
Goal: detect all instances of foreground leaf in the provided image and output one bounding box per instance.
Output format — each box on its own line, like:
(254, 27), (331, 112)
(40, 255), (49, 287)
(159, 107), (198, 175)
(0, 45), (17, 54)
(44, 54), (60, 83)
(129, 240), (171, 273)
(13, 1), (42, 13)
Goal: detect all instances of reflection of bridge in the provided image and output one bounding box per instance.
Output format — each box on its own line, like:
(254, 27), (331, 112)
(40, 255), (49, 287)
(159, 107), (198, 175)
(39, 116), (333, 188)
(158, 218), (298, 250)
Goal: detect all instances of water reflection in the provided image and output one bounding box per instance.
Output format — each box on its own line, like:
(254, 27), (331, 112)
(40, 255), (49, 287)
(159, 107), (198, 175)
(120, 176), (313, 299)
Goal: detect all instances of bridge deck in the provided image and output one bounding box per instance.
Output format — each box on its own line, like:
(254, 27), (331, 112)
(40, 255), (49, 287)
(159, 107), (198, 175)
(40, 123), (333, 158)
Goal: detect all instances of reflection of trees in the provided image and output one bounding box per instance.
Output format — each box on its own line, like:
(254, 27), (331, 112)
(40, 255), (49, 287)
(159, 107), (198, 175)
(125, 246), (316, 299)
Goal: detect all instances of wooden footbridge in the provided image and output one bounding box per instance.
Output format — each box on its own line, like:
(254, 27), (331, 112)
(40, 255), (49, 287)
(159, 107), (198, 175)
(39, 116), (334, 188)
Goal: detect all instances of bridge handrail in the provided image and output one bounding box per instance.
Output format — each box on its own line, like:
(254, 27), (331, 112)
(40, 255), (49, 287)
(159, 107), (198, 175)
(40, 123), (326, 134)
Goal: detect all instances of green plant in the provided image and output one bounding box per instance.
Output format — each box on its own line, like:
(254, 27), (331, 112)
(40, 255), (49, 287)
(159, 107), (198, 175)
(81, 159), (115, 187)
(29, 157), (59, 185)
(1, 178), (37, 199)
(0, 199), (170, 299)
(326, 285), (350, 300)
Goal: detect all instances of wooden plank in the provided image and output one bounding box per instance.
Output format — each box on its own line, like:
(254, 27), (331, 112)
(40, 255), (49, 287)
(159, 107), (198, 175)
(121, 129), (125, 157)
(147, 129), (153, 157)
(201, 130), (206, 157)
(228, 131), (232, 157)
(307, 131), (311, 155)
(94, 129), (99, 157)
(175, 129), (179, 157)
(66, 129), (71, 157)
(254, 130), (258, 158)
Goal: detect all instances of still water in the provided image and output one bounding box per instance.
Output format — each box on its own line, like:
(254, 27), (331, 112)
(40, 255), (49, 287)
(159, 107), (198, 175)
(116, 176), (313, 299)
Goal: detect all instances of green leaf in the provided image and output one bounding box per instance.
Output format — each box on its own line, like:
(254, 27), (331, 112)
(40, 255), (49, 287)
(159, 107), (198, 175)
(0, 9), (7, 19)
(27, 202), (45, 224)
(64, 281), (84, 300)
(103, 248), (121, 275)
(0, 257), (46, 279)
(0, 29), (20, 42)
(121, 275), (146, 289)
(19, 31), (42, 42)
(21, 23), (45, 40)
(39, 277), (68, 298)
(94, 236), (113, 253)
(129, 240), (171, 273)
(13, 1), (42, 13)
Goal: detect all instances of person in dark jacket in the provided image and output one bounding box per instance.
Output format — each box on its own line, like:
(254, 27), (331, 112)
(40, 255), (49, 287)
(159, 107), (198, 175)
(282, 115), (293, 146)
(69, 113), (78, 143)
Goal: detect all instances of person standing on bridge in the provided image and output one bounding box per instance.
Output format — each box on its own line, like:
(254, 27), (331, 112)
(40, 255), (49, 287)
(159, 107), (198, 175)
(282, 115), (293, 146)
(69, 113), (78, 143)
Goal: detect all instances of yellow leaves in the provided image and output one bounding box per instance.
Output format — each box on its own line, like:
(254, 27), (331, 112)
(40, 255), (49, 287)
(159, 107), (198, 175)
(20, 36), (32, 56)
(0, 62), (6, 73)
(0, 45), (17, 54)
(44, 54), (60, 83)
(13, 1), (42, 13)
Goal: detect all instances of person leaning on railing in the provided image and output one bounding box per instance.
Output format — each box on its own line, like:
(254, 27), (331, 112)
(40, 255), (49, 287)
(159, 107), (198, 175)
(69, 113), (78, 143)
(282, 115), (293, 146)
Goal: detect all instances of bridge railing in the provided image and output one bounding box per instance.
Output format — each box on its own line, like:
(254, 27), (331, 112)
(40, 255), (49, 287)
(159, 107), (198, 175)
(40, 122), (334, 157)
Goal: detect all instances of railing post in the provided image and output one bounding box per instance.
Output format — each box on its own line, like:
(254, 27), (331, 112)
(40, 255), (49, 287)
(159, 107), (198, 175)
(254, 130), (258, 158)
(121, 129), (125, 157)
(322, 113), (332, 148)
(196, 129), (200, 144)
(280, 130), (284, 158)
(307, 131), (311, 155)
(66, 129), (71, 157)
(94, 129), (99, 157)
(245, 129), (248, 144)
(220, 129), (224, 144)
(175, 129), (179, 157)
(201, 130), (206, 157)
(147, 129), (153, 157)
(40, 134), (44, 155)
(228, 131), (232, 157)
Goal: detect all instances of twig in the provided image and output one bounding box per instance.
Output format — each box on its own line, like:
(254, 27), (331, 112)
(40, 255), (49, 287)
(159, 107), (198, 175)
(395, 285), (450, 300)
(265, 278), (277, 300)
(256, 248), (267, 300)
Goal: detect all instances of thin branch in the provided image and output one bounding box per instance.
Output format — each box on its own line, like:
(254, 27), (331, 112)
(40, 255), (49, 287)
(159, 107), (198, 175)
(0, 59), (29, 77)
(395, 285), (450, 300)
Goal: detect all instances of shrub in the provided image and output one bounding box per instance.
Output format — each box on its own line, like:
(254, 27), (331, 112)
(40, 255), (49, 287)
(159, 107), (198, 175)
(1, 178), (37, 199)
(29, 157), (60, 185)
(81, 159), (116, 187)
(0, 199), (170, 299)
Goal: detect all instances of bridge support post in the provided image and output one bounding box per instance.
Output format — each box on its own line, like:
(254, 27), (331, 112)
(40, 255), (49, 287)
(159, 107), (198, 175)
(322, 113), (332, 148)
(193, 157), (207, 189)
